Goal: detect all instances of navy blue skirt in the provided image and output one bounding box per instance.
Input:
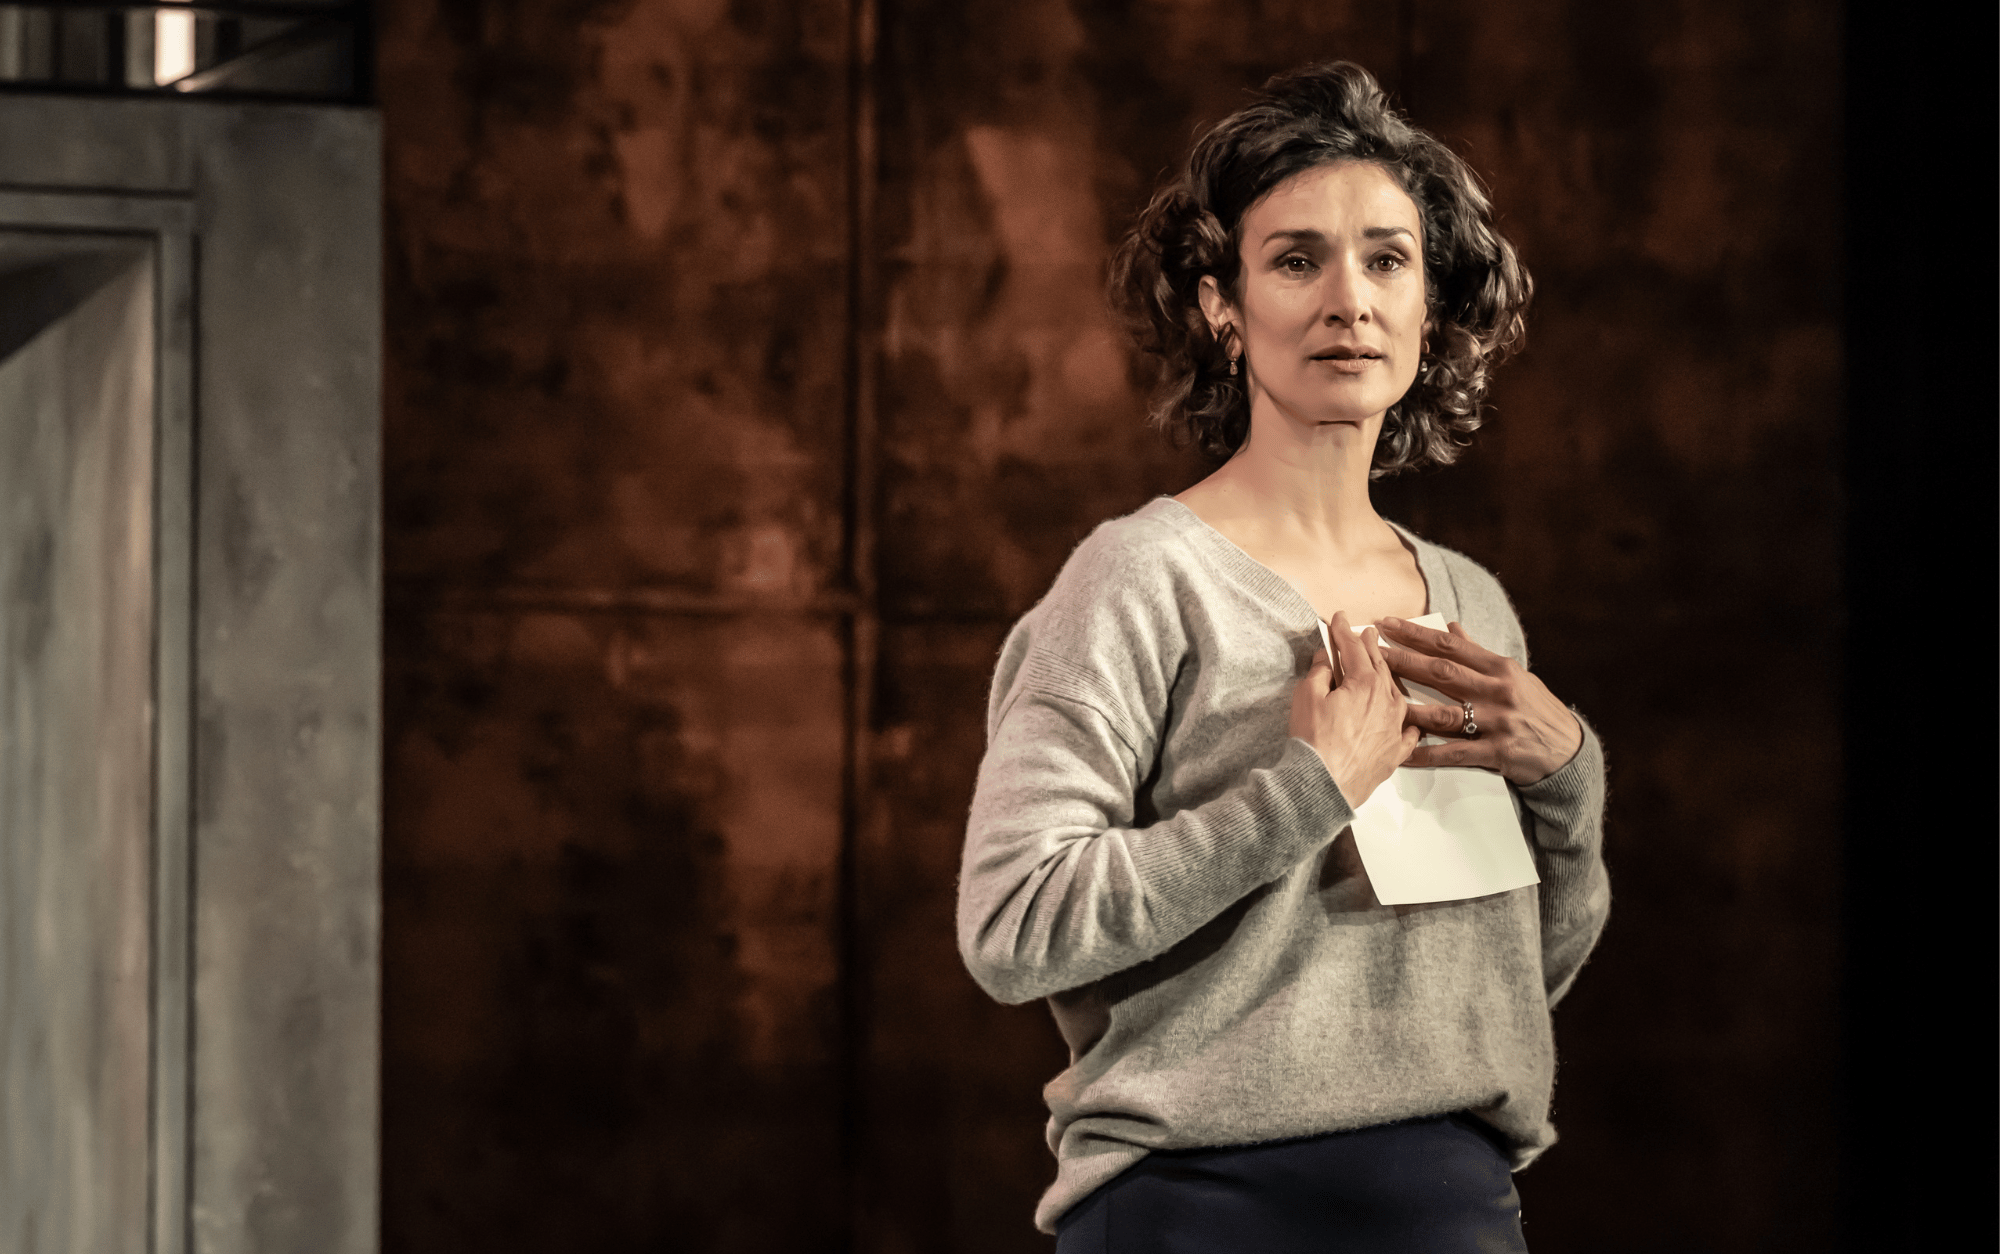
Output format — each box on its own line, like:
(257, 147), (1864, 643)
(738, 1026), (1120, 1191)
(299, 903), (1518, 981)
(1054, 1115), (1529, 1254)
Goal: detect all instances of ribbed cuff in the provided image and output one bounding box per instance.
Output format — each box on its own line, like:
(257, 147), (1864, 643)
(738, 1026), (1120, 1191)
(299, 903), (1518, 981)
(1516, 716), (1604, 846)
(1279, 735), (1357, 830)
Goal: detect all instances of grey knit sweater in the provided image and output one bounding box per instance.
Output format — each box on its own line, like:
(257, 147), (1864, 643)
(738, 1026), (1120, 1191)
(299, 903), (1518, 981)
(958, 497), (1610, 1234)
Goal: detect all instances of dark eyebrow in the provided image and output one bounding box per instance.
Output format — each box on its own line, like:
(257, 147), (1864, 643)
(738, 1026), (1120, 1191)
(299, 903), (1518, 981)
(1261, 226), (1416, 246)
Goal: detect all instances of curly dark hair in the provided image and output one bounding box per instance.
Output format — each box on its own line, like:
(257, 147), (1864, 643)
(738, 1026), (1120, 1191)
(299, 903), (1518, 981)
(1109, 61), (1532, 475)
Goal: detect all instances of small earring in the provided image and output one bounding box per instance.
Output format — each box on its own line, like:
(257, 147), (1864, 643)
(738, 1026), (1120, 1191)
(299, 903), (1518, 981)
(1229, 354), (1239, 377)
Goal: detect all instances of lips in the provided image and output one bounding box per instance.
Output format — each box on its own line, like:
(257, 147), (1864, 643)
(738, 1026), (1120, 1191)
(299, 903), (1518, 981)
(1311, 348), (1384, 372)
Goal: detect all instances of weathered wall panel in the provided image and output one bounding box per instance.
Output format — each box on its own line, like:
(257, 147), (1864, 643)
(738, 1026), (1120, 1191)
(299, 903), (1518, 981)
(0, 97), (192, 191)
(2, 93), (381, 1254)
(858, 622), (1066, 1253)
(381, 1), (860, 1247)
(187, 104), (383, 1254)
(384, 610), (846, 1250)
(381, 0), (853, 597)
(0, 240), (154, 1254)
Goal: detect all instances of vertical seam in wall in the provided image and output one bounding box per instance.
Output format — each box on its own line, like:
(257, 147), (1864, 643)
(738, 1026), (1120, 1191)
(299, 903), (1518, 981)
(147, 225), (165, 1254)
(140, 224), (162, 1254)
(1396, 0), (1417, 110)
(836, 0), (881, 1249)
(179, 224), (203, 1254)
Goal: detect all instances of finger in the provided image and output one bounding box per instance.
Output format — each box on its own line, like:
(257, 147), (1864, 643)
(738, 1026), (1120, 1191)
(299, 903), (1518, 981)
(1307, 646), (1335, 695)
(1403, 741), (1499, 771)
(1359, 625), (1387, 667)
(1377, 616), (1506, 675)
(1380, 647), (1491, 698)
(1402, 702), (1470, 735)
(1329, 612), (1375, 681)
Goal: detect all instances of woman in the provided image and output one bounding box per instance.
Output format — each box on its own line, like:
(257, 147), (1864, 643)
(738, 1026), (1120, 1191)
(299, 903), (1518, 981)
(956, 62), (1610, 1252)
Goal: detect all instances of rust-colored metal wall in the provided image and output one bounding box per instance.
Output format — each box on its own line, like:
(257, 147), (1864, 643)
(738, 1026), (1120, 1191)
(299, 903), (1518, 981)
(380, 0), (855, 1247)
(1381, 6), (1843, 1247)
(382, 1), (1843, 1250)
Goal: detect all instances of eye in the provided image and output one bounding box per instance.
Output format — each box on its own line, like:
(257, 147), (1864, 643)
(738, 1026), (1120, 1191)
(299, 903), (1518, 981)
(1371, 252), (1409, 273)
(1279, 253), (1317, 276)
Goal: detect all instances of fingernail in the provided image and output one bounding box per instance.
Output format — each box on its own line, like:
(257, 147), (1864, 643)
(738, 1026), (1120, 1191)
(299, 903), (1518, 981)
(1379, 616), (1404, 627)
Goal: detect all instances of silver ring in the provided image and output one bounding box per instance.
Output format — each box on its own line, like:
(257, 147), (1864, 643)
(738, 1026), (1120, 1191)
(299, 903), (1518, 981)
(1461, 702), (1478, 738)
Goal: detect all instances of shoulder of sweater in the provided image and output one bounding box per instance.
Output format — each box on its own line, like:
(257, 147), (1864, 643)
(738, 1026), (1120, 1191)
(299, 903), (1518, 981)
(1043, 500), (1197, 603)
(1031, 501), (1201, 663)
(990, 500), (1200, 738)
(1397, 526), (1532, 669)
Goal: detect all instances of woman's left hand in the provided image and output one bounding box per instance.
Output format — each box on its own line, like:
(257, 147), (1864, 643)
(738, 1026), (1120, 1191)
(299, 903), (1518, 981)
(1375, 616), (1583, 787)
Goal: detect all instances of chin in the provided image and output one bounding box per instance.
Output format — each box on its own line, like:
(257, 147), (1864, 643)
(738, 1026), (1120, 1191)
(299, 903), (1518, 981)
(1303, 396), (1397, 429)
(1274, 378), (1400, 418)
(1261, 381), (1407, 432)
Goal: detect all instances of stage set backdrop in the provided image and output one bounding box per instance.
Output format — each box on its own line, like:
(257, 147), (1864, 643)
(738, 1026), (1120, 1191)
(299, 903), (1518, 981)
(380, 1), (1845, 1251)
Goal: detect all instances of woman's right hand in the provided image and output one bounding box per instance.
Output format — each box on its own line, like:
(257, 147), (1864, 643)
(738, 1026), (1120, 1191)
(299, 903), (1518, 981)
(1289, 611), (1419, 807)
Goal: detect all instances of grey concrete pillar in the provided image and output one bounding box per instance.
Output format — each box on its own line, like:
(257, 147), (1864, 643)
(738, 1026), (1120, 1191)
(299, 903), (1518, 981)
(0, 95), (380, 1254)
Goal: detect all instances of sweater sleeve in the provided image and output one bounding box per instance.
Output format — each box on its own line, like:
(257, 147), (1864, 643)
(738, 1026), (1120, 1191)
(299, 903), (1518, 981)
(958, 687), (1353, 1006)
(1429, 539), (1610, 1006)
(1515, 716), (1610, 1006)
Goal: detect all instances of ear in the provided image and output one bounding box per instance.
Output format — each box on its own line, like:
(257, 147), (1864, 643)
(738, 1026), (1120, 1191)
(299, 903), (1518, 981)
(1197, 275), (1234, 346)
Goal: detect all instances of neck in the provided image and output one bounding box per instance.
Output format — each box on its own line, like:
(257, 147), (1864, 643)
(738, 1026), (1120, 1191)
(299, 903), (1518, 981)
(1199, 399), (1386, 554)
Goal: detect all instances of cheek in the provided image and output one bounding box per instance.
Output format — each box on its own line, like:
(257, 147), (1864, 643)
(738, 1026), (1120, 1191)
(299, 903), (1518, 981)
(1393, 285), (1430, 337)
(1244, 287), (1321, 345)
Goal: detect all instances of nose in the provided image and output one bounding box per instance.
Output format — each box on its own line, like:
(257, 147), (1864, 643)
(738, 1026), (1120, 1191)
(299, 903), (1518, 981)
(1322, 255), (1369, 326)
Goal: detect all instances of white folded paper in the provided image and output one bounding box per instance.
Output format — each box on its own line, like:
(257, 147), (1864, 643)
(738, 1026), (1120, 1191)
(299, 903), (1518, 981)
(1316, 613), (1540, 905)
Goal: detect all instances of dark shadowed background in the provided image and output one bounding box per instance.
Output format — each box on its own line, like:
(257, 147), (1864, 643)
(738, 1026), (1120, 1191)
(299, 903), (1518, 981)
(375, 1), (1992, 1251)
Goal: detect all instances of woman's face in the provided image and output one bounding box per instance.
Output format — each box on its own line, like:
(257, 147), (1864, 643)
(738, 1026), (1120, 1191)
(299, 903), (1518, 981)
(1201, 160), (1430, 440)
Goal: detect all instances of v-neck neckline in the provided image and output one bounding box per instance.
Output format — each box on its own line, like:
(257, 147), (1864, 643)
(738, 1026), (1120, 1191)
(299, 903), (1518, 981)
(1147, 496), (1452, 628)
